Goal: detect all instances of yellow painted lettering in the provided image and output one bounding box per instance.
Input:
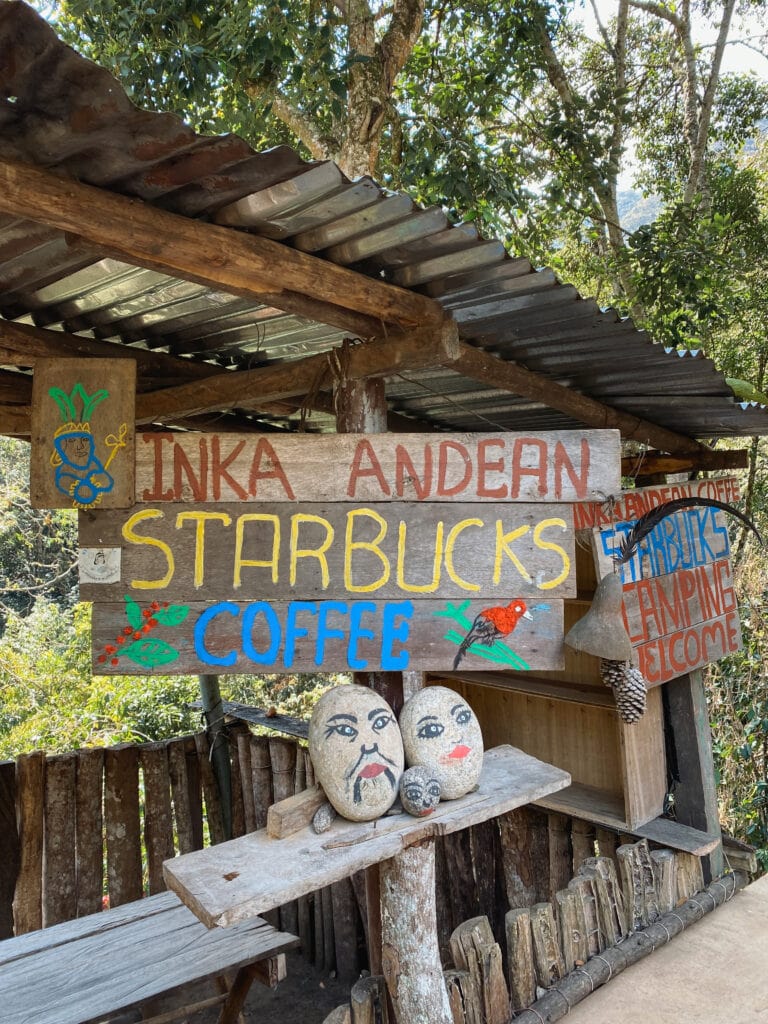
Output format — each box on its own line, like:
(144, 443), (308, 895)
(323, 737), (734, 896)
(290, 514), (334, 589)
(444, 519), (484, 591)
(344, 508), (390, 593)
(122, 509), (174, 589)
(176, 511), (232, 588)
(396, 521), (443, 593)
(234, 514), (281, 587)
(493, 521), (532, 584)
(533, 518), (570, 590)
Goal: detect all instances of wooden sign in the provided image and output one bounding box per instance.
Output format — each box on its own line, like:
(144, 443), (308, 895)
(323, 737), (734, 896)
(82, 429), (621, 674)
(31, 358), (135, 509)
(581, 482), (742, 685)
(136, 430), (621, 504)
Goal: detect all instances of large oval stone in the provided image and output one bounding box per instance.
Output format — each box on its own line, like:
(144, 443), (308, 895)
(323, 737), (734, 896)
(399, 686), (483, 799)
(308, 684), (404, 822)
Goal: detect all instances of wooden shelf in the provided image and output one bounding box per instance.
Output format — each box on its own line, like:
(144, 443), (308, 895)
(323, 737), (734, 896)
(163, 745), (570, 929)
(536, 782), (627, 830)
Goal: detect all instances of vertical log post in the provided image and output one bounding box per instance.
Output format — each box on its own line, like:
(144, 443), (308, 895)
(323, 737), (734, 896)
(380, 840), (454, 1024)
(198, 673), (232, 841)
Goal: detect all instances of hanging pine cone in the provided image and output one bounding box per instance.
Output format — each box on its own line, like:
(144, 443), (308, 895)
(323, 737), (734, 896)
(600, 659), (648, 723)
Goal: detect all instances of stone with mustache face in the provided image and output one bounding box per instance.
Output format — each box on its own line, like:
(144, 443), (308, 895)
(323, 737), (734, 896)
(309, 684), (404, 822)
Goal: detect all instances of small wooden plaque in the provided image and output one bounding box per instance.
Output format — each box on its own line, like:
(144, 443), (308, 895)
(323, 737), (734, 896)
(30, 358), (135, 509)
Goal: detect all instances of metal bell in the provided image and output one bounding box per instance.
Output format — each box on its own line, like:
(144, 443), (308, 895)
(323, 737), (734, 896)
(563, 573), (633, 662)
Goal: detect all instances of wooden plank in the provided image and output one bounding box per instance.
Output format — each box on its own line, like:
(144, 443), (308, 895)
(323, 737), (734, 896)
(104, 744), (143, 907)
(449, 916), (508, 1024)
(228, 724), (247, 839)
(194, 732), (226, 846)
(89, 598), (565, 675)
(620, 452), (748, 475)
(573, 478), (741, 532)
(591, 506), (732, 583)
(267, 785), (328, 839)
(30, 358), (135, 509)
(43, 752), (78, 927)
(79, 500), (576, 603)
(269, 737), (298, 936)
(529, 902), (565, 988)
(75, 747), (105, 918)
(132, 431), (620, 505)
(251, 735), (273, 831)
(632, 816), (720, 856)
(0, 157), (445, 336)
(497, 808), (538, 909)
(0, 761), (20, 939)
(13, 751), (45, 935)
(665, 670), (724, 880)
(616, 840), (660, 932)
(236, 730), (256, 833)
(331, 876), (360, 983)
(163, 745), (570, 928)
(0, 890), (298, 1024)
(167, 736), (196, 855)
(139, 743), (175, 894)
(618, 685), (667, 828)
(536, 783), (627, 831)
(505, 907), (536, 1012)
(136, 325), (459, 424)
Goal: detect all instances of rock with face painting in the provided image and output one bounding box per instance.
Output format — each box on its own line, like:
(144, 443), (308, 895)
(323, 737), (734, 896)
(399, 765), (441, 817)
(308, 684), (404, 822)
(399, 686), (483, 800)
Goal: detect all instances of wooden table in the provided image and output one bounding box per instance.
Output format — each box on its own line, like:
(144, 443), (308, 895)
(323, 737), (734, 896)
(164, 744), (570, 1023)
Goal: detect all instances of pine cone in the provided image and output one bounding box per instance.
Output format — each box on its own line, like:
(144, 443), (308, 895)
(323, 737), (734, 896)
(600, 659), (648, 723)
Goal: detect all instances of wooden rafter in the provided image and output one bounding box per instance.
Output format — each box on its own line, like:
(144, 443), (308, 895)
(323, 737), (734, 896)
(135, 323), (460, 424)
(452, 343), (721, 462)
(0, 158), (445, 337)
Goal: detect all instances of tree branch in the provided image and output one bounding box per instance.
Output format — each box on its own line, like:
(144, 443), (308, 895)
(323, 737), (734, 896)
(379, 0), (425, 91)
(627, 0), (681, 29)
(243, 81), (332, 161)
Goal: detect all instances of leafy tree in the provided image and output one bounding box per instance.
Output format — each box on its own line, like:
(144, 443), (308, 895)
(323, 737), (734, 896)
(0, 438), (78, 629)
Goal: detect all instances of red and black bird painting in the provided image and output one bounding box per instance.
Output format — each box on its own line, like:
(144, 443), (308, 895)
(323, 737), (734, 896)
(453, 600), (532, 670)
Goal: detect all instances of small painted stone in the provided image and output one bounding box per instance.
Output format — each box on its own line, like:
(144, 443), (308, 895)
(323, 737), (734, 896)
(399, 765), (441, 817)
(399, 686), (483, 800)
(308, 684), (404, 822)
(311, 802), (337, 834)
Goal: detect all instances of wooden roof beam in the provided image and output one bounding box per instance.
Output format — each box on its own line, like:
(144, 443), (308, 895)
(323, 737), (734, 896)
(453, 343), (727, 463)
(135, 323), (460, 425)
(0, 158), (446, 338)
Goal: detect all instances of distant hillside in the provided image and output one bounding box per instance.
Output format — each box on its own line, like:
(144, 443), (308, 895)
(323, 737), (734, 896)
(617, 189), (662, 231)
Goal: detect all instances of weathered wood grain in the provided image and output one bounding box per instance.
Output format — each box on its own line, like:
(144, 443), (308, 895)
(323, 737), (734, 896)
(167, 735), (199, 854)
(449, 915), (508, 1024)
(195, 732), (226, 846)
(75, 747), (105, 918)
(573, 478), (741, 533)
(13, 750), (45, 934)
(43, 752), (77, 926)
(139, 742), (175, 894)
(267, 785), (328, 839)
(90, 597), (565, 675)
(505, 907), (536, 1012)
(530, 902), (566, 988)
(104, 744), (143, 908)
(0, 761), (20, 938)
(0, 889), (298, 1024)
(163, 746), (570, 928)
(134, 431), (620, 504)
(79, 500), (576, 603)
(30, 357), (135, 510)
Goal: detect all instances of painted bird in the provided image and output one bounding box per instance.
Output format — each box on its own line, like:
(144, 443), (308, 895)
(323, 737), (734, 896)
(453, 599), (532, 669)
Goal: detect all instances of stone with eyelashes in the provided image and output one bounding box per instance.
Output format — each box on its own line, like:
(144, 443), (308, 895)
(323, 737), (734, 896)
(399, 685), (483, 800)
(308, 684), (404, 822)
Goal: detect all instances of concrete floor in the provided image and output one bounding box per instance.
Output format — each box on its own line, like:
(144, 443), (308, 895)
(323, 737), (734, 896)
(565, 874), (768, 1024)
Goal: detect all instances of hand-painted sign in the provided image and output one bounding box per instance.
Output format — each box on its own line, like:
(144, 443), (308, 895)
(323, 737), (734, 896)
(581, 480), (742, 685)
(82, 430), (621, 674)
(31, 358), (135, 509)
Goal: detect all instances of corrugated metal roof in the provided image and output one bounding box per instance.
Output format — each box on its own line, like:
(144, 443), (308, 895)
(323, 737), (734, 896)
(0, 0), (766, 441)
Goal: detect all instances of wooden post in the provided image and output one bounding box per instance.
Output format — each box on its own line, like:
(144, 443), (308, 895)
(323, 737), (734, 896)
(75, 747), (105, 917)
(42, 751), (77, 926)
(198, 673), (232, 841)
(13, 750), (45, 934)
(380, 840), (454, 1024)
(664, 670), (724, 880)
(0, 761), (20, 938)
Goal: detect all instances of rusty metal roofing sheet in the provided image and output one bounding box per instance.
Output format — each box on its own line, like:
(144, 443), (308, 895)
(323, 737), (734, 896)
(0, 0), (766, 440)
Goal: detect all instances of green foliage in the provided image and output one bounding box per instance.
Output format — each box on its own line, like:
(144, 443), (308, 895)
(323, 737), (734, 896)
(0, 601), (199, 757)
(0, 439), (78, 628)
(708, 552), (768, 870)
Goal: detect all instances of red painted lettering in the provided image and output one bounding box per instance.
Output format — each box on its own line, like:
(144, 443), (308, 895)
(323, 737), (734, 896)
(436, 441), (471, 497)
(395, 443), (433, 500)
(476, 439), (508, 498)
(553, 438), (590, 500)
(248, 438), (295, 500)
(510, 438), (548, 498)
(347, 440), (391, 498)
(212, 438), (247, 501)
(141, 433), (174, 501)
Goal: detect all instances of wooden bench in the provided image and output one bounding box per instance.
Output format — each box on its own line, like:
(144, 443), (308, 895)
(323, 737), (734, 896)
(0, 890), (299, 1024)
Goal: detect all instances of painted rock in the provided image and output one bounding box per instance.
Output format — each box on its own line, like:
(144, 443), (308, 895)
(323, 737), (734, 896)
(399, 686), (483, 799)
(399, 765), (441, 817)
(308, 684), (404, 822)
